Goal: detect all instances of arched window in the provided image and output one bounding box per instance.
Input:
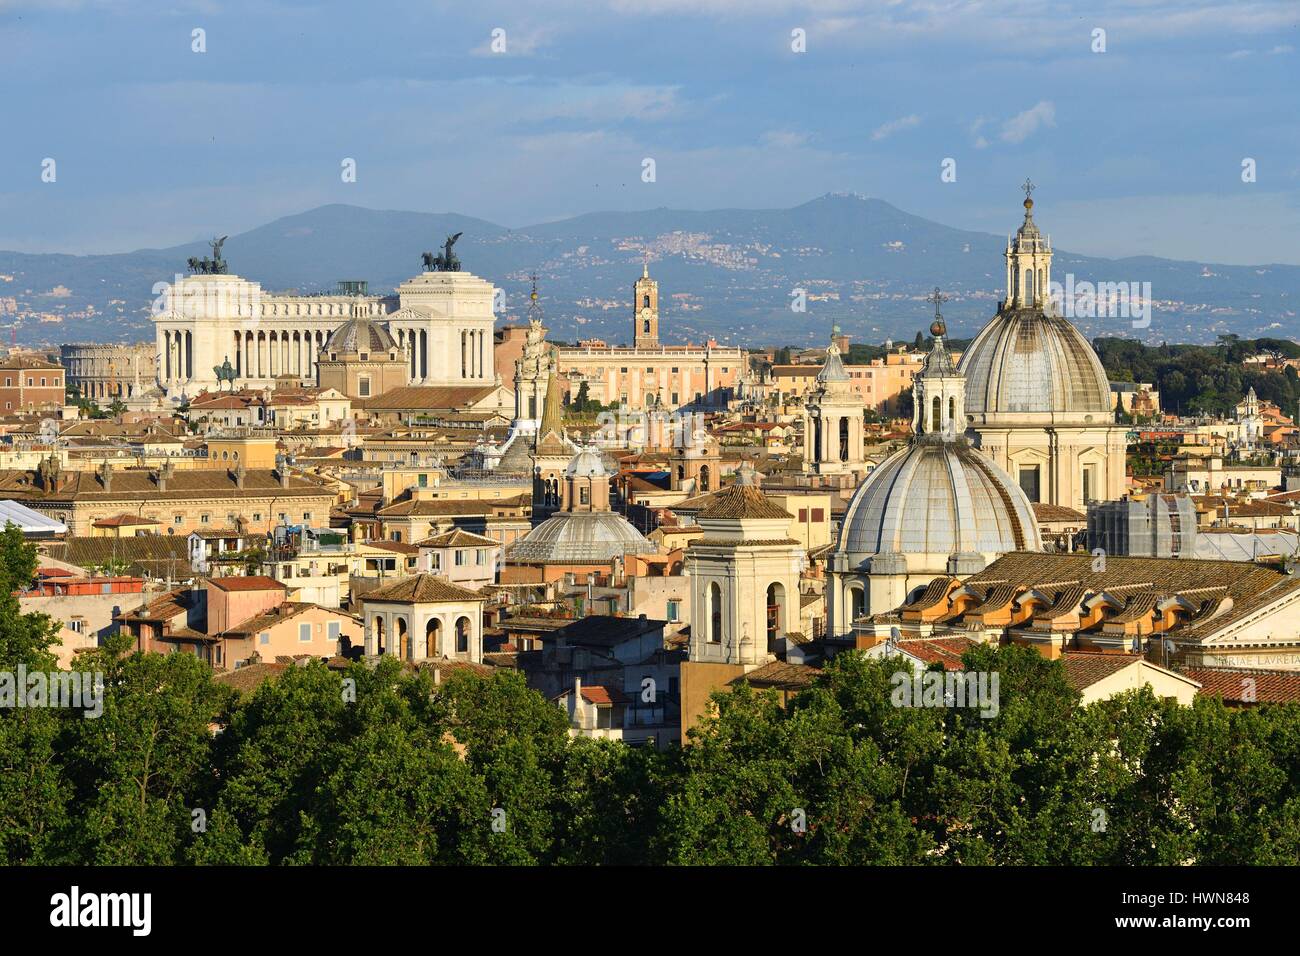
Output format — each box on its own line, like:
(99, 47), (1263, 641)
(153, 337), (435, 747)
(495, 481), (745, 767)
(708, 582), (723, 644)
(839, 417), (850, 461)
(931, 396), (941, 432)
(766, 582), (785, 650)
(455, 617), (471, 654)
(642, 294), (650, 308)
(948, 396), (955, 423)
(426, 618), (441, 658)
(699, 464), (711, 491)
(395, 617), (409, 660)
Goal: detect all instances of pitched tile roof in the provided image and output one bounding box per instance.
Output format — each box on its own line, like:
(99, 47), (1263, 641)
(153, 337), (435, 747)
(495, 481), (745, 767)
(361, 573), (485, 604)
(734, 660), (820, 690)
(212, 662), (290, 695)
(416, 529), (501, 548)
(0, 467), (332, 503)
(208, 575), (286, 592)
(1181, 667), (1300, 704)
(1061, 652), (1142, 691)
(358, 385), (500, 411)
(695, 483), (791, 520)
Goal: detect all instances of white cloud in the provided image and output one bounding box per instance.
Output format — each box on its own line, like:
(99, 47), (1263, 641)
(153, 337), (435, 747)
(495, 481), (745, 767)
(762, 130), (809, 148)
(1001, 101), (1056, 144)
(871, 114), (921, 141)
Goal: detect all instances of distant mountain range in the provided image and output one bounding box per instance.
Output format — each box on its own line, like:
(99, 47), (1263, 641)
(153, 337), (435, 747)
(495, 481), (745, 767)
(2, 195), (1296, 350)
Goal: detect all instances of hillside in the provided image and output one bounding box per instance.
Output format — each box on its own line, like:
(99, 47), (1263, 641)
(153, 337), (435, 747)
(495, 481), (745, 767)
(2, 195), (1295, 349)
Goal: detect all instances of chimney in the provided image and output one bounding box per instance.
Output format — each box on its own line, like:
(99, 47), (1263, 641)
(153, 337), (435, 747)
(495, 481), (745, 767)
(233, 461), (246, 489)
(573, 675), (582, 703)
(98, 460), (112, 492)
(278, 465), (290, 489)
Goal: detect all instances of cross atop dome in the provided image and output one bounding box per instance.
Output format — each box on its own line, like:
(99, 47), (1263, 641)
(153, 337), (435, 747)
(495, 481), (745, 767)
(926, 286), (948, 337)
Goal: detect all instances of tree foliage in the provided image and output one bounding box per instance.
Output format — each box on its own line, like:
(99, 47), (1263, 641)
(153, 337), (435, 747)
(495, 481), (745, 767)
(2, 523), (1299, 864)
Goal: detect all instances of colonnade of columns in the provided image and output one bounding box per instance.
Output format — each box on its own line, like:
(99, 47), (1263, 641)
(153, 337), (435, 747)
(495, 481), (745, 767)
(231, 329), (327, 381)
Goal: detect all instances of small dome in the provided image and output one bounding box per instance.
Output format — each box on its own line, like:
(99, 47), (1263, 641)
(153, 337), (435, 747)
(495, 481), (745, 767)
(507, 511), (654, 563)
(959, 310), (1112, 417)
(565, 446), (608, 478)
(324, 315), (396, 354)
(838, 438), (1040, 562)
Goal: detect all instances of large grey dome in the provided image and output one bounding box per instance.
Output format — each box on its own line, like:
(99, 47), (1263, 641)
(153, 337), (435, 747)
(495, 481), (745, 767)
(324, 315), (397, 354)
(838, 437), (1040, 563)
(959, 309), (1112, 417)
(507, 511), (654, 563)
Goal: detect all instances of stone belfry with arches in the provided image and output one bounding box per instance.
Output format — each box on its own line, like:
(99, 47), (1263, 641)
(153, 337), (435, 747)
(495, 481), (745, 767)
(685, 464), (804, 668)
(633, 261), (660, 349)
(802, 327), (866, 483)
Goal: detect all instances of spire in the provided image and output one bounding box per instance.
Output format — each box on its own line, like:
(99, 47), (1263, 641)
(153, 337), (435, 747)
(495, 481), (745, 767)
(816, 326), (850, 385)
(538, 349), (564, 438)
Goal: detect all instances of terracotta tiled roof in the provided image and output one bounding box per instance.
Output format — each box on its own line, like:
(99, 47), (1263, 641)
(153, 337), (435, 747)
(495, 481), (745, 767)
(555, 684), (630, 706)
(359, 385), (500, 411)
(212, 662), (290, 695)
(416, 529), (501, 548)
(377, 495), (530, 518)
(0, 467), (332, 503)
(696, 483), (791, 520)
(1181, 667), (1300, 704)
(91, 513), (162, 528)
(1032, 502), (1087, 522)
(734, 660), (820, 690)
(895, 636), (973, 670)
(361, 573), (485, 604)
(208, 575), (285, 592)
(1061, 652), (1141, 691)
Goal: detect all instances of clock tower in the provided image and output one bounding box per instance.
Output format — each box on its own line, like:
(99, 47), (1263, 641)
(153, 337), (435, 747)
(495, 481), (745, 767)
(633, 263), (659, 348)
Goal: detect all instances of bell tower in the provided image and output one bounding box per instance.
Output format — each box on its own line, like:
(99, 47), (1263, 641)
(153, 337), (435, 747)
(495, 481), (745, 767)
(633, 262), (659, 348)
(802, 329), (864, 477)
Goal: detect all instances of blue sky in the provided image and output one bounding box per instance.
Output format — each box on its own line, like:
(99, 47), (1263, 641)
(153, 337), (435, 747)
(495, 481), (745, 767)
(1, 0), (1297, 263)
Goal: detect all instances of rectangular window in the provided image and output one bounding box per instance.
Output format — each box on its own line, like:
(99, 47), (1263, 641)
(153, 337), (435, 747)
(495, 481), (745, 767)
(358, 377), (371, 397)
(299, 622), (311, 643)
(798, 508), (808, 521)
(260, 632), (270, 645)
(200, 514), (209, 523)
(174, 515), (183, 525)
(812, 508), (825, 521)
(667, 599), (680, 621)
(1082, 467), (1095, 505)
(302, 512), (312, 522)
(455, 550), (465, 566)
(327, 621), (340, 641)
(1018, 466), (1041, 503)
